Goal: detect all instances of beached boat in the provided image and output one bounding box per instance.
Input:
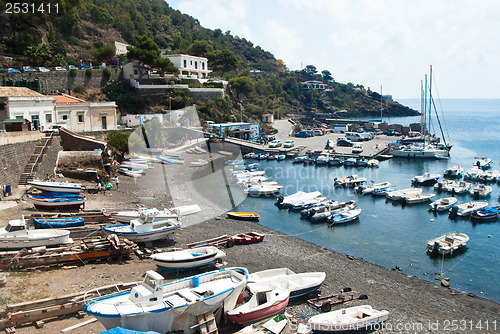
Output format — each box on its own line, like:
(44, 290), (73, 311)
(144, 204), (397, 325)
(473, 157), (493, 170)
(28, 192), (85, 210)
(276, 191), (322, 209)
(33, 217), (84, 229)
(84, 268), (248, 333)
(28, 180), (82, 193)
(120, 161), (150, 170)
(328, 208), (361, 225)
(443, 164), (464, 178)
(403, 193), (435, 204)
(333, 175), (367, 188)
(190, 159), (209, 167)
(307, 305), (389, 332)
(0, 219), (72, 249)
(426, 232), (469, 255)
(428, 197), (458, 212)
(386, 188), (422, 201)
(151, 246), (225, 272)
(103, 208), (181, 243)
(247, 268), (326, 299)
(232, 232), (265, 244)
(470, 206), (500, 221)
(110, 208), (178, 223)
(469, 184), (492, 198)
(411, 172), (440, 185)
(449, 201), (489, 217)
(227, 212), (260, 221)
(118, 167), (143, 178)
(226, 287), (290, 325)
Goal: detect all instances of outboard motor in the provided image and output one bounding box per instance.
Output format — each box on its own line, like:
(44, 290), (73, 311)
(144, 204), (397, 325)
(449, 205), (458, 216)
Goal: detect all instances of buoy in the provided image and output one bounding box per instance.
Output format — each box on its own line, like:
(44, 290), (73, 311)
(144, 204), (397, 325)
(430, 218), (435, 222)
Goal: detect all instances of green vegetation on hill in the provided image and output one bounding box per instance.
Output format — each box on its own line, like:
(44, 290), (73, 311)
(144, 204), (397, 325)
(0, 0), (419, 120)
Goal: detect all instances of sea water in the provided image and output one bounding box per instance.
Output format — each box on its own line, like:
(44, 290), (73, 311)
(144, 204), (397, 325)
(234, 99), (500, 303)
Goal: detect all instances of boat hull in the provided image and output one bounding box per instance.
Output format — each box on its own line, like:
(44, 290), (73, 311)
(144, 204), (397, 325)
(33, 217), (84, 229)
(29, 197), (85, 210)
(103, 224), (180, 242)
(227, 212), (260, 221)
(28, 181), (82, 193)
(227, 294), (289, 325)
(308, 305), (389, 332)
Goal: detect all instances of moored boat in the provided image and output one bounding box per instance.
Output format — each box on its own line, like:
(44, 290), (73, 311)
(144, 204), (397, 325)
(245, 184), (283, 197)
(28, 192), (85, 210)
(429, 197), (458, 212)
(443, 164), (464, 178)
(403, 193), (435, 204)
(449, 201), (489, 217)
(276, 191), (322, 209)
(470, 206), (500, 221)
(469, 184), (492, 198)
(411, 172), (440, 185)
(307, 304), (389, 332)
(28, 180), (82, 193)
(386, 188), (422, 201)
(333, 175), (367, 188)
(0, 219), (72, 249)
(473, 157), (493, 170)
(84, 268), (248, 333)
(328, 208), (362, 225)
(151, 246), (225, 272)
(227, 212), (260, 221)
(426, 232), (469, 255)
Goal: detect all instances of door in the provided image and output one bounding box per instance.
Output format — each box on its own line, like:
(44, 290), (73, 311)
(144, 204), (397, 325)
(101, 116), (107, 130)
(31, 115), (40, 131)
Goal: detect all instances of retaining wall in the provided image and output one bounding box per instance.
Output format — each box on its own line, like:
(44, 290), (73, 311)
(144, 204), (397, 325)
(0, 140), (38, 187)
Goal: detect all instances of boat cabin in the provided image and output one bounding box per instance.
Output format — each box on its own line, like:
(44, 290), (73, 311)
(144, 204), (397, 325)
(138, 208), (160, 224)
(4, 220), (27, 232)
(128, 270), (164, 303)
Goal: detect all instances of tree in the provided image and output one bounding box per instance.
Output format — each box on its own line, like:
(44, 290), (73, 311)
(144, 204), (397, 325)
(229, 76), (255, 101)
(155, 57), (178, 75)
(187, 40), (213, 57)
(207, 49), (240, 73)
(25, 43), (52, 66)
(322, 70), (333, 82)
(127, 36), (161, 77)
(90, 43), (116, 63)
(106, 131), (130, 153)
(304, 65), (317, 75)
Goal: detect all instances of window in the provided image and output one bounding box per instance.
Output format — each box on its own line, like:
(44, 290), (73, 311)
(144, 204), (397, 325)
(45, 114), (52, 123)
(183, 60), (187, 67)
(195, 61), (198, 69)
(202, 62), (205, 70)
(190, 61), (193, 65)
(78, 114), (84, 123)
(61, 115), (68, 120)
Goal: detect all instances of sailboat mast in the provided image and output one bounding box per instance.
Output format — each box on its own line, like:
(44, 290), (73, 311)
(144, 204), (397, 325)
(428, 65), (433, 137)
(380, 86), (383, 121)
(423, 74), (427, 136)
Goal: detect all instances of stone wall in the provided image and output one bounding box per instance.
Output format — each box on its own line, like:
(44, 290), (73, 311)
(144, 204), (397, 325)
(0, 140), (38, 187)
(59, 128), (106, 152)
(3, 68), (121, 93)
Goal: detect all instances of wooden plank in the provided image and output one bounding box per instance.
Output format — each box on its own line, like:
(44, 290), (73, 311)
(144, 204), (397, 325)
(60, 318), (97, 333)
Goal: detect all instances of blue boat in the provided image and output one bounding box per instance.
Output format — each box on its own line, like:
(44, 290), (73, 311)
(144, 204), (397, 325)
(33, 217), (85, 229)
(28, 192), (85, 210)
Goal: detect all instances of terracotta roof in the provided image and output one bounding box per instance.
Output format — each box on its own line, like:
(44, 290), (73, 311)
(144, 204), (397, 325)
(0, 87), (45, 97)
(48, 94), (86, 103)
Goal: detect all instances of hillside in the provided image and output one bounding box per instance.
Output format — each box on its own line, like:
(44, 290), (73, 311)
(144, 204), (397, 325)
(0, 0), (419, 121)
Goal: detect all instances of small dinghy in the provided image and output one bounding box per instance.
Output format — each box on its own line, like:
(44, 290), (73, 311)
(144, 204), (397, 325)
(449, 201), (489, 217)
(429, 197), (458, 212)
(307, 304), (389, 332)
(411, 172), (440, 185)
(33, 217), (84, 229)
(151, 246), (225, 272)
(28, 180), (82, 193)
(0, 219), (72, 249)
(232, 232), (265, 244)
(110, 208), (177, 223)
(470, 206), (500, 221)
(227, 212), (260, 221)
(386, 188), (422, 201)
(226, 287), (290, 325)
(333, 175), (367, 188)
(403, 193), (435, 205)
(469, 184), (492, 198)
(247, 268), (326, 299)
(426, 232), (469, 255)
(328, 208), (361, 225)
(28, 192), (85, 210)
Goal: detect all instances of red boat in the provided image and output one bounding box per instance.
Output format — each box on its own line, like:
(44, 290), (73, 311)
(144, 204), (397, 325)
(232, 232), (265, 245)
(226, 288), (290, 325)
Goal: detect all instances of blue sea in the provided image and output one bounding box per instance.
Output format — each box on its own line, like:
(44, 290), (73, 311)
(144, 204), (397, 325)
(233, 99), (500, 303)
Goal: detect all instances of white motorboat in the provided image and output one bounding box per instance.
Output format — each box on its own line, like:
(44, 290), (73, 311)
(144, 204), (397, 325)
(473, 157), (492, 170)
(276, 191), (322, 209)
(426, 232), (469, 255)
(464, 168), (485, 181)
(449, 201), (489, 217)
(386, 188), (422, 201)
(227, 287), (290, 325)
(28, 180), (82, 193)
(469, 184), (492, 198)
(151, 246), (225, 272)
(367, 159), (379, 168)
(355, 181), (391, 195)
(429, 197), (458, 212)
(450, 181), (471, 194)
(434, 179), (455, 193)
(84, 268), (248, 333)
(247, 268), (326, 299)
(0, 219), (72, 249)
(403, 193), (435, 204)
(411, 172), (440, 185)
(103, 208), (182, 243)
(333, 175), (367, 188)
(328, 208), (362, 225)
(478, 170), (500, 183)
(315, 154), (331, 165)
(389, 144), (449, 159)
(309, 201), (357, 222)
(307, 304), (389, 332)
(110, 208), (178, 223)
(245, 184), (283, 197)
(443, 164), (463, 178)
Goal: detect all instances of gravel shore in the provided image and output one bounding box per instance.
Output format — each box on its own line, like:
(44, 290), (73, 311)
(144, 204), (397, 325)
(1, 153), (499, 334)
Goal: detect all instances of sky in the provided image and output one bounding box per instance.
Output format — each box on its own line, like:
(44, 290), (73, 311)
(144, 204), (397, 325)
(167, 0), (500, 100)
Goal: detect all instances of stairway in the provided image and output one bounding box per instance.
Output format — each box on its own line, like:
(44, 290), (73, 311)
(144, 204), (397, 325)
(18, 133), (55, 185)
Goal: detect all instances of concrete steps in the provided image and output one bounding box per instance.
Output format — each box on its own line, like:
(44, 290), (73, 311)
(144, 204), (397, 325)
(18, 135), (53, 185)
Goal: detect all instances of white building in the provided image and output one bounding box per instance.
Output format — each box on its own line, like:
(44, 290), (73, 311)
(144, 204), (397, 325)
(302, 80), (326, 90)
(114, 41), (130, 56)
(121, 114), (164, 127)
(0, 87), (55, 131)
(162, 54), (211, 79)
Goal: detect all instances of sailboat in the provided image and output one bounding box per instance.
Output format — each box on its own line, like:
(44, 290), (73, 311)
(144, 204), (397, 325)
(389, 66), (451, 159)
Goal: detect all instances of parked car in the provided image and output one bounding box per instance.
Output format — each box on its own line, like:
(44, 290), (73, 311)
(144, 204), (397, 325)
(53, 67), (66, 71)
(22, 66), (35, 72)
(345, 132), (364, 142)
(66, 65), (78, 70)
(37, 67), (50, 72)
(337, 138), (353, 147)
(283, 140), (295, 148)
(313, 129), (324, 136)
(268, 140), (282, 148)
(352, 143), (363, 154)
(7, 68), (20, 73)
(80, 64), (91, 69)
(45, 124), (65, 133)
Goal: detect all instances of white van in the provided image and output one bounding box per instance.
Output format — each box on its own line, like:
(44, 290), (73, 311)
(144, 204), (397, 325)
(345, 132), (364, 142)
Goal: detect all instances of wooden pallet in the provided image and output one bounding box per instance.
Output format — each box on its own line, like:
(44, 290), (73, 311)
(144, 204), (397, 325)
(187, 235), (233, 248)
(191, 312), (218, 334)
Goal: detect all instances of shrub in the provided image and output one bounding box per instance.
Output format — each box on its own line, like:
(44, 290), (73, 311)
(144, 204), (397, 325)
(102, 67), (111, 80)
(68, 69), (78, 77)
(85, 69), (93, 78)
